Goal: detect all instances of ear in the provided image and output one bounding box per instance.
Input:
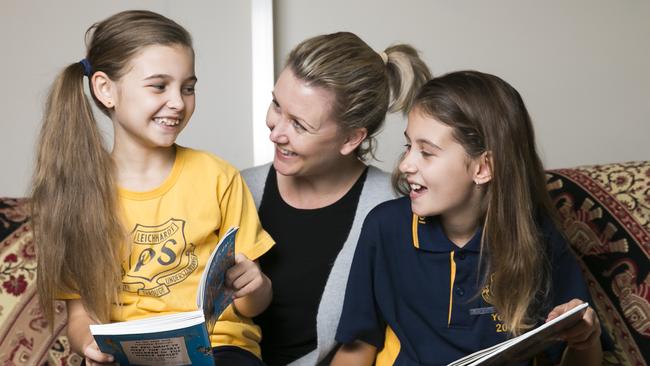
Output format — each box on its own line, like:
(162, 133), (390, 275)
(90, 71), (116, 109)
(472, 151), (493, 185)
(339, 128), (368, 156)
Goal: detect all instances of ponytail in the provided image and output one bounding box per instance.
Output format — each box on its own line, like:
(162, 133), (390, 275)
(384, 44), (431, 114)
(32, 62), (123, 324)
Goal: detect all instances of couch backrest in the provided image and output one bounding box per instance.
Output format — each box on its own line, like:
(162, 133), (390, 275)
(0, 198), (79, 366)
(547, 161), (650, 366)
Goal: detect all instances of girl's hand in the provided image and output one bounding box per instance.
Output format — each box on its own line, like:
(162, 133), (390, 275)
(546, 299), (601, 350)
(82, 339), (115, 365)
(226, 253), (265, 298)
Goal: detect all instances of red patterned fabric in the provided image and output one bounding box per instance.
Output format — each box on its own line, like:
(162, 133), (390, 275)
(0, 198), (81, 366)
(547, 161), (650, 366)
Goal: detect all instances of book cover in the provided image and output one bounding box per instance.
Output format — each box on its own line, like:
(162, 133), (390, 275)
(90, 227), (238, 365)
(448, 302), (589, 366)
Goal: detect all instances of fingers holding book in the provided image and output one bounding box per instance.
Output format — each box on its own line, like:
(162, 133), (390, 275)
(546, 299), (601, 350)
(226, 253), (273, 317)
(83, 340), (115, 365)
(227, 253), (264, 298)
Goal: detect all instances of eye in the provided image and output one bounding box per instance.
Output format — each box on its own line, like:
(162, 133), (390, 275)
(420, 150), (434, 158)
(403, 143), (412, 151)
(149, 84), (166, 91)
(270, 98), (280, 110)
(292, 120), (307, 132)
(182, 85), (195, 95)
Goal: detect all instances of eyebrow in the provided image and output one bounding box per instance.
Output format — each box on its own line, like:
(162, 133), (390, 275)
(271, 91), (316, 130)
(144, 74), (198, 83)
(403, 131), (442, 150)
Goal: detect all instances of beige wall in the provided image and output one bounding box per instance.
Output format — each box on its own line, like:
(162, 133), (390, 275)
(2, 1), (649, 197)
(274, 0), (650, 173)
(1, 0), (254, 197)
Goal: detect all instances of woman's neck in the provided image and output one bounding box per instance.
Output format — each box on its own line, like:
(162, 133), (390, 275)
(277, 157), (366, 209)
(112, 143), (176, 192)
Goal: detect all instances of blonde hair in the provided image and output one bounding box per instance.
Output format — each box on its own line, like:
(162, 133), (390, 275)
(394, 71), (554, 336)
(32, 10), (193, 325)
(286, 32), (431, 160)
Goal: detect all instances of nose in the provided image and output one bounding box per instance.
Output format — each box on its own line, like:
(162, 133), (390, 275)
(166, 89), (185, 111)
(267, 110), (288, 144)
(399, 150), (417, 174)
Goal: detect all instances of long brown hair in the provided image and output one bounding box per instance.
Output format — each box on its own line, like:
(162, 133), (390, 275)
(395, 71), (555, 335)
(32, 10), (193, 325)
(286, 32), (431, 160)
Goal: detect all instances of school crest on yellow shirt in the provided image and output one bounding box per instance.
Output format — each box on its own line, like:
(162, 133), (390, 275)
(122, 218), (199, 297)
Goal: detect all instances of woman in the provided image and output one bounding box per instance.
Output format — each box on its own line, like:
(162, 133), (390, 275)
(242, 32), (430, 365)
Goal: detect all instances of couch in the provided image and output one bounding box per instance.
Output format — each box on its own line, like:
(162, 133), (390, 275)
(0, 161), (648, 365)
(0, 198), (82, 365)
(546, 161), (649, 365)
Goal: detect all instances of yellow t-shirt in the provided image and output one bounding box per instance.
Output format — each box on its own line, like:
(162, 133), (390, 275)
(114, 145), (274, 357)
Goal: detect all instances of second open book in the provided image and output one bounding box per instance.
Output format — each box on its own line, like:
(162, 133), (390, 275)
(448, 302), (589, 366)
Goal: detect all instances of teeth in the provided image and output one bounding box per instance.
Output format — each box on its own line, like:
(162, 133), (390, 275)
(410, 183), (422, 191)
(279, 147), (296, 156)
(154, 117), (180, 126)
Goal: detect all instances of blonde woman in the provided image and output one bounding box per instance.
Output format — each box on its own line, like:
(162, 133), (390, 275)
(242, 32), (430, 365)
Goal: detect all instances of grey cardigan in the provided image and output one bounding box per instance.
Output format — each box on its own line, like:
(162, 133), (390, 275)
(242, 164), (395, 366)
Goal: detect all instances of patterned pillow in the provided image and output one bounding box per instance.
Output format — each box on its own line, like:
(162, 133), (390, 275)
(547, 161), (650, 366)
(0, 198), (82, 366)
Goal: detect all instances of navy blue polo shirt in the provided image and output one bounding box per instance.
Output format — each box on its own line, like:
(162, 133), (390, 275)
(336, 197), (592, 366)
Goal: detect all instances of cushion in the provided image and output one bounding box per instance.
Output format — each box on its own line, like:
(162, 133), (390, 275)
(547, 161), (650, 366)
(0, 198), (81, 366)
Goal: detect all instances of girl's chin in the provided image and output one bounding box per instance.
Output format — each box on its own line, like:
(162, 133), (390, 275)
(409, 201), (434, 218)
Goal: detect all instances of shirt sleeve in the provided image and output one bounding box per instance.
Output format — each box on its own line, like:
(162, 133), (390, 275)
(336, 211), (386, 348)
(217, 171), (274, 261)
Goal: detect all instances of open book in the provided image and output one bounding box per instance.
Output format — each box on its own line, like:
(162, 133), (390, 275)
(89, 227), (238, 366)
(448, 302), (589, 366)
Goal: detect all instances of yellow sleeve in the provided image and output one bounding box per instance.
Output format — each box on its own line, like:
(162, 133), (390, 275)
(217, 171), (274, 261)
(55, 286), (81, 300)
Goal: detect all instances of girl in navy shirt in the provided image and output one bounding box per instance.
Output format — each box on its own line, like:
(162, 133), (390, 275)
(333, 71), (603, 366)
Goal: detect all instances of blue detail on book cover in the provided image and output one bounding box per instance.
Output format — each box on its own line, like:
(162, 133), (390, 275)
(203, 228), (236, 333)
(94, 323), (213, 366)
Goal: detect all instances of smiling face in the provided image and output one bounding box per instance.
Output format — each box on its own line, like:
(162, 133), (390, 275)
(399, 107), (485, 221)
(107, 44), (196, 151)
(266, 67), (353, 178)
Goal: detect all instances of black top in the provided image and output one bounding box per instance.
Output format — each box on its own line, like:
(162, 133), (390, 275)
(255, 166), (367, 366)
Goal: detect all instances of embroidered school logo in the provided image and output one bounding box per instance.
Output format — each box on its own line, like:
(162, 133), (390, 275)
(122, 218), (199, 297)
(481, 274), (509, 333)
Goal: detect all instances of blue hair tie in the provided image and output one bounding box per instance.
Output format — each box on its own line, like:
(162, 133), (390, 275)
(79, 58), (93, 77)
